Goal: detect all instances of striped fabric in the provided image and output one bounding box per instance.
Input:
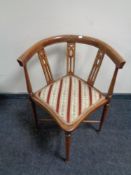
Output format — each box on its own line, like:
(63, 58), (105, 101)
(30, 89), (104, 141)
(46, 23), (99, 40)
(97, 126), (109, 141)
(39, 76), (105, 124)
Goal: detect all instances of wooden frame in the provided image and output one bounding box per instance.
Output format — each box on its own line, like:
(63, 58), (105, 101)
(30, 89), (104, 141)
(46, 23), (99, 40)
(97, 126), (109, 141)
(17, 35), (126, 161)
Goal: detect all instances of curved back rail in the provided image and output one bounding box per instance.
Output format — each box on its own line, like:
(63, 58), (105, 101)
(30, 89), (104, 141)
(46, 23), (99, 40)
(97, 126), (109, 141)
(17, 35), (126, 101)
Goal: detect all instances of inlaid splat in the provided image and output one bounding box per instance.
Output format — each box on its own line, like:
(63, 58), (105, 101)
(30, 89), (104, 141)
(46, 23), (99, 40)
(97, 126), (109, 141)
(67, 42), (75, 74)
(37, 48), (53, 84)
(87, 49), (105, 86)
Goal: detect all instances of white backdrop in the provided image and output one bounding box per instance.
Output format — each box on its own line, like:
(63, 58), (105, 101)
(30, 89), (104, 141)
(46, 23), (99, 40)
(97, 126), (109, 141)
(0, 0), (131, 93)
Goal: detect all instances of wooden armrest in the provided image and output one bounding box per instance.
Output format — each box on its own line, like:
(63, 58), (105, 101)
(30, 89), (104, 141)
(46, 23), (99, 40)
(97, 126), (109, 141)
(17, 35), (126, 69)
(17, 54), (29, 66)
(103, 42), (126, 68)
(17, 45), (37, 66)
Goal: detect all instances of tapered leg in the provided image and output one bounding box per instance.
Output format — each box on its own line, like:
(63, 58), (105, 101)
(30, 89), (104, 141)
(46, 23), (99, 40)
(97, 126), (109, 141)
(98, 103), (109, 131)
(65, 132), (71, 161)
(30, 98), (39, 129)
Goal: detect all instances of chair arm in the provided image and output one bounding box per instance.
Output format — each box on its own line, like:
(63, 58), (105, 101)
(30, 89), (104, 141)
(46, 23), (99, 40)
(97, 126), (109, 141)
(17, 45), (37, 66)
(17, 44), (39, 94)
(102, 42), (126, 68)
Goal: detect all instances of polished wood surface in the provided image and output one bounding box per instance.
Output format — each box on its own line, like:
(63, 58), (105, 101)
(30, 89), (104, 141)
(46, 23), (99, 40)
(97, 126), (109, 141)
(65, 132), (71, 161)
(17, 35), (125, 68)
(88, 49), (105, 86)
(66, 42), (75, 75)
(38, 48), (53, 84)
(17, 34), (126, 161)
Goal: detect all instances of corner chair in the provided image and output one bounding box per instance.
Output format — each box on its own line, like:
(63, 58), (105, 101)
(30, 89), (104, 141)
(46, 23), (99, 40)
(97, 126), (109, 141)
(17, 35), (126, 161)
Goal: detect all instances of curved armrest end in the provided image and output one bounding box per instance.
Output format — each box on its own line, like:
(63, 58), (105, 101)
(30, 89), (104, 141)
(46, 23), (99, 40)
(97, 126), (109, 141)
(104, 43), (126, 69)
(17, 56), (24, 67)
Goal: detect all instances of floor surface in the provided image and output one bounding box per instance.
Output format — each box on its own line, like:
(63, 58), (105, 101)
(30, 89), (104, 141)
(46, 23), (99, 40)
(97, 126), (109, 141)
(0, 98), (131, 175)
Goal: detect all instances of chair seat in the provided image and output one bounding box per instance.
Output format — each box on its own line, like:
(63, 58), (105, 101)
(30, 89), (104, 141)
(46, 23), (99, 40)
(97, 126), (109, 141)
(35, 75), (105, 125)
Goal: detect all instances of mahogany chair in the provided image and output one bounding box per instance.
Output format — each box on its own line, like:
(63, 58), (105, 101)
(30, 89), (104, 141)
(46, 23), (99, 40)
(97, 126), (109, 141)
(17, 35), (125, 161)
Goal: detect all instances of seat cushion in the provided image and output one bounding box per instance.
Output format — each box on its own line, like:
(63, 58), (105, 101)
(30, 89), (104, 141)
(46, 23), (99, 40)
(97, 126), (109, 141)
(38, 75), (105, 125)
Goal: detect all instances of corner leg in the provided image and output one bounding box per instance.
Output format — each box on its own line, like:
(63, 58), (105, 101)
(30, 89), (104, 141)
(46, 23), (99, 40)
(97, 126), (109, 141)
(65, 132), (71, 161)
(30, 98), (39, 129)
(98, 103), (109, 131)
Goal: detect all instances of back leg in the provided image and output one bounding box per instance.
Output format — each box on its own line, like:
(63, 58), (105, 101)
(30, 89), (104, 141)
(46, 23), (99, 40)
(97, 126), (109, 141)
(98, 103), (109, 131)
(30, 98), (39, 129)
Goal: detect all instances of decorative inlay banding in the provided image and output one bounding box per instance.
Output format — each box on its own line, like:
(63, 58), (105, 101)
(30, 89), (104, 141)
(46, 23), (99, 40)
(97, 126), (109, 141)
(87, 49), (105, 86)
(38, 48), (53, 84)
(67, 42), (75, 75)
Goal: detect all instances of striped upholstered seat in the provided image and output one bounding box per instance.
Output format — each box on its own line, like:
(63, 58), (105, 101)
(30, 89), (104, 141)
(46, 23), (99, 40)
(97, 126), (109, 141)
(38, 75), (105, 125)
